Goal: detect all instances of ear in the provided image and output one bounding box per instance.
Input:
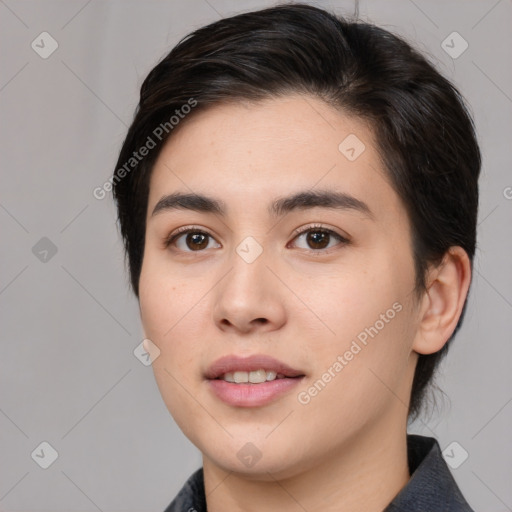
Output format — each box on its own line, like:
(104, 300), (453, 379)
(412, 246), (472, 355)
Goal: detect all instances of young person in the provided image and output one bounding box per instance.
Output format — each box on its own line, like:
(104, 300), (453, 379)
(112, 4), (480, 511)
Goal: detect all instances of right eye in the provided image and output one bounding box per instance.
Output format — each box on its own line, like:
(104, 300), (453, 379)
(164, 227), (222, 252)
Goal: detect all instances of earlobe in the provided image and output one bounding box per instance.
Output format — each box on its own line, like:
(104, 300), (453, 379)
(413, 247), (472, 355)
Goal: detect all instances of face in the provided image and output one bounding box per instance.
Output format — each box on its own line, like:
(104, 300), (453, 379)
(139, 94), (422, 480)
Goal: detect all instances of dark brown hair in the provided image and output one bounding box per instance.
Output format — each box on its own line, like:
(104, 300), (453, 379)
(112, 3), (480, 419)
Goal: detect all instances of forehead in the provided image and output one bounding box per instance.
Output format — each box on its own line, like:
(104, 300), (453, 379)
(147, 94), (403, 223)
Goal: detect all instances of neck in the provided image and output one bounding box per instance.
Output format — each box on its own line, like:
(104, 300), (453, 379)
(203, 411), (410, 512)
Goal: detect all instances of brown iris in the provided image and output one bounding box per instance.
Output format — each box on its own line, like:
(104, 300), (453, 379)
(186, 232), (209, 250)
(305, 230), (331, 250)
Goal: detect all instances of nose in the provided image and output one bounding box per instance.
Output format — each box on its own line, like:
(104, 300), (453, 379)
(212, 245), (287, 335)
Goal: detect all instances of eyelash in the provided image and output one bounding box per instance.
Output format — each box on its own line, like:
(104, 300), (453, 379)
(163, 224), (350, 255)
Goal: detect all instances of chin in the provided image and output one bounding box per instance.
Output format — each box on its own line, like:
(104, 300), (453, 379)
(199, 435), (314, 481)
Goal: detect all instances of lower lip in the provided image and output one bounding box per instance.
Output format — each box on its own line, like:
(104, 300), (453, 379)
(207, 377), (304, 407)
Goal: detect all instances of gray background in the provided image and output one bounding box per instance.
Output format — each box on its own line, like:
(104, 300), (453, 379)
(1, 0), (511, 511)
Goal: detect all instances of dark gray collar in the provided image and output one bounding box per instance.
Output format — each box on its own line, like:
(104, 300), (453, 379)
(165, 435), (474, 512)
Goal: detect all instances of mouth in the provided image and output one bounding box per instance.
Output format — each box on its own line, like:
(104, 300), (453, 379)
(205, 354), (305, 407)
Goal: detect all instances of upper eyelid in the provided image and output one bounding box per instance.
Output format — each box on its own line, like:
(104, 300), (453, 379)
(292, 223), (348, 238)
(169, 223), (344, 238)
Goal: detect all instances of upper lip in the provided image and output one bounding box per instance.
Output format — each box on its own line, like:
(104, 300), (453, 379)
(205, 354), (305, 379)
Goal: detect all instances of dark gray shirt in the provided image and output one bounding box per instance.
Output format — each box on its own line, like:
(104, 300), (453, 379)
(164, 435), (475, 511)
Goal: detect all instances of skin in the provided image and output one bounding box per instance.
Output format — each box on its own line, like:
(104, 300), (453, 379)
(138, 94), (471, 512)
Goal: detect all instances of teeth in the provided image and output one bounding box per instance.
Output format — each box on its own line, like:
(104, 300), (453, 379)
(233, 371), (249, 383)
(221, 369), (279, 383)
(248, 369), (267, 383)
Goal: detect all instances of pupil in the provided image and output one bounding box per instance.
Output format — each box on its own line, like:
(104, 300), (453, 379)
(308, 231), (329, 249)
(187, 233), (208, 250)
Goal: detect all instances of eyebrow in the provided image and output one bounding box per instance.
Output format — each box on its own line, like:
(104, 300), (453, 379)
(151, 189), (374, 220)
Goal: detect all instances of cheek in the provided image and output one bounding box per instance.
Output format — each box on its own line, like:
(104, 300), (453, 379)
(294, 304), (415, 441)
(139, 257), (209, 373)
(299, 250), (416, 395)
(138, 255), (190, 341)
(302, 260), (406, 342)
(139, 266), (206, 436)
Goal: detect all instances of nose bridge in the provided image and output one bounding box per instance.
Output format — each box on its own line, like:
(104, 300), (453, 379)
(212, 235), (285, 331)
(225, 235), (271, 300)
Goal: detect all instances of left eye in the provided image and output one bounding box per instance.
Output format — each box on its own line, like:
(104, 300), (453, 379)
(291, 227), (348, 251)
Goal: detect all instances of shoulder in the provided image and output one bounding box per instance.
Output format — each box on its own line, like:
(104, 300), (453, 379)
(385, 434), (476, 512)
(163, 467), (206, 512)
